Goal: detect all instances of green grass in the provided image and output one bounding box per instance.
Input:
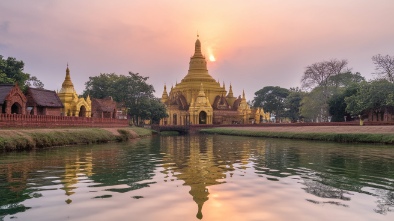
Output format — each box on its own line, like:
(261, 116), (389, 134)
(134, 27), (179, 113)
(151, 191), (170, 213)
(0, 127), (154, 152)
(27, 128), (116, 148)
(129, 127), (153, 137)
(200, 128), (394, 144)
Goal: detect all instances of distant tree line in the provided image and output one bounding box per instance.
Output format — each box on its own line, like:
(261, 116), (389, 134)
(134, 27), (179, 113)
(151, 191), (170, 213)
(252, 54), (394, 122)
(83, 72), (167, 125)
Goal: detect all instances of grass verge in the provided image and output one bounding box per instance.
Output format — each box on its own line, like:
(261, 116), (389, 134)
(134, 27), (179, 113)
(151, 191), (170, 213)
(129, 127), (153, 137)
(200, 128), (394, 144)
(0, 127), (154, 152)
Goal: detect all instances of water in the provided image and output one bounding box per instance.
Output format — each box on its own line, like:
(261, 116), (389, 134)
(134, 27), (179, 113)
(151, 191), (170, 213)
(0, 135), (393, 221)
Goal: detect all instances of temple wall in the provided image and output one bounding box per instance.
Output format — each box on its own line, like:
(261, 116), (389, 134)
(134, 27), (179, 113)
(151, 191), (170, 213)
(45, 108), (62, 116)
(0, 114), (128, 128)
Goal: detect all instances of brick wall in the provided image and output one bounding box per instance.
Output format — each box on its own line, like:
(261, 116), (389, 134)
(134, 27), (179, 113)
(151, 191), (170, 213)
(0, 114), (129, 128)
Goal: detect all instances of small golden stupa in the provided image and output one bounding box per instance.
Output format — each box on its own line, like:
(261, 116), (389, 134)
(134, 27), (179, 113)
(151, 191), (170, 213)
(57, 64), (91, 117)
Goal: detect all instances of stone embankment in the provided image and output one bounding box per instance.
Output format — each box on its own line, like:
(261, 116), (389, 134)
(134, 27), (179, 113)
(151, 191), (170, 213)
(0, 127), (153, 152)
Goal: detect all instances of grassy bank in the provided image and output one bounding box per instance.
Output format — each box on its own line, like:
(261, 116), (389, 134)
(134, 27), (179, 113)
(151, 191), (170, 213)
(200, 128), (394, 144)
(0, 127), (153, 151)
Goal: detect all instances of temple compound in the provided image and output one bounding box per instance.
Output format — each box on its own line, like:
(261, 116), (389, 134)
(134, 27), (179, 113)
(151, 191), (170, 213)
(160, 37), (267, 125)
(57, 65), (92, 117)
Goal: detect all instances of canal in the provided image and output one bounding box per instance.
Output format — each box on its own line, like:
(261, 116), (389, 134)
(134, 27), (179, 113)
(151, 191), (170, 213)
(1, 134), (393, 221)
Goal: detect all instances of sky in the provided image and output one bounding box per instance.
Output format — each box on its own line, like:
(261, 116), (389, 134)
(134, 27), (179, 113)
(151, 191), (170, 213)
(1, 0), (394, 100)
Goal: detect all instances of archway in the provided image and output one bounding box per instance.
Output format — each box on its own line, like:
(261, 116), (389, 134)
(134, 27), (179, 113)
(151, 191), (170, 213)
(199, 111), (207, 124)
(173, 114), (177, 125)
(79, 106), (86, 117)
(11, 102), (22, 114)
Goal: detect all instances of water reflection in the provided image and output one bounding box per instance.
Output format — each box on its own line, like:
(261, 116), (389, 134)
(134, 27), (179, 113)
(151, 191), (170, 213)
(0, 135), (394, 220)
(159, 135), (253, 219)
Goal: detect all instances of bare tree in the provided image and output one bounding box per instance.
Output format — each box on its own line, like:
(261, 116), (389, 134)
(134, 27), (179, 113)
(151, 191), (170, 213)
(301, 59), (349, 90)
(300, 59), (349, 122)
(372, 54), (394, 82)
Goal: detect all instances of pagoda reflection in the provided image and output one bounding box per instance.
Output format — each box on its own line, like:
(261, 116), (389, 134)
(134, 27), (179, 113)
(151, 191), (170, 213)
(159, 135), (253, 219)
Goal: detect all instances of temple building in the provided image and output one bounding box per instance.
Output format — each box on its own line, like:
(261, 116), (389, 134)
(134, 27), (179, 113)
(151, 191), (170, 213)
(26, 87), (64, 116)
(57, 65), (91, 117)
(91, 97), (117, 118)
(0, 84), (27, 115)
(160, 36), (266, 125)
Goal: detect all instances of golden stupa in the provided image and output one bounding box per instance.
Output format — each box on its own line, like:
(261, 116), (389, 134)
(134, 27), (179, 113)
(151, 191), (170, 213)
(57, 65), (91, 117)
(160, 36), (268, 125)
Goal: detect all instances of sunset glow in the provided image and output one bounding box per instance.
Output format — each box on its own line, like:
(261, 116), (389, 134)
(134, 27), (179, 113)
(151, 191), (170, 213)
(209, 54), (216, 62)
(1, 1), (394, 100)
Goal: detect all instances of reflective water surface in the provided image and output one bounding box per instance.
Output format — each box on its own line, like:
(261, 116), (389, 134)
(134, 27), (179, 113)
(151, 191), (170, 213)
(1, 135), (393, 221)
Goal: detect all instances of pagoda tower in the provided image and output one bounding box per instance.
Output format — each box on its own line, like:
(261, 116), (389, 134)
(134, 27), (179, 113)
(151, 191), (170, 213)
(57, 65), (91, 117)
(160, 36), (254, 125)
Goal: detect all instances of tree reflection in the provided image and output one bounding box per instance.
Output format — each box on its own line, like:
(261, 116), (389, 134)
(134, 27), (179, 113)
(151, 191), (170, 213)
(250, 139), (394, 214)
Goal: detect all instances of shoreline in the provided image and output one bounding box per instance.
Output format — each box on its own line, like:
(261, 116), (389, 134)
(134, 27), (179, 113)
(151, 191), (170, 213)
(0, 127), (153, 152)
(200, 126), (394, 144)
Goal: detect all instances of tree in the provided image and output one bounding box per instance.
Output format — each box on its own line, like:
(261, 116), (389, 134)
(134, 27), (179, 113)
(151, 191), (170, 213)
(83, 73), (122, 99)
(284, 88), (305, 122)
(327, 71), (365, 88)
(345, 79), (394, 117)
(301, 59), (349, 90)
(326, 72), (365, 122)
(372, 54), (394, 82)
(145, 98), (168, 124)
(328, 83), (359, 122)
(300, 87), (328, 122)
(0, 55), (44, 90)
(26, 76), (44, 89)
(300, 59), (350, 122)
(253, 86), (289, 121)
(83, 72), (167, 125)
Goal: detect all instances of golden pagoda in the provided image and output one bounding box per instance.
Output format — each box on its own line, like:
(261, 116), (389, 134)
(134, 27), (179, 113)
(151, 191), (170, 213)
(57, 65), (91, 117)
(160, 36), (257, 125)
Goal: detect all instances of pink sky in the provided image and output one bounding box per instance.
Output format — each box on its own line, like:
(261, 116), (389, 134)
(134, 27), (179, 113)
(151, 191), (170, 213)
(1, 0), (394, 100)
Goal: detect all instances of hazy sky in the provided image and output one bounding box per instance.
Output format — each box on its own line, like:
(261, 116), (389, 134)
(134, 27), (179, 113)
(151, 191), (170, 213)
(1, 0), (394, 100)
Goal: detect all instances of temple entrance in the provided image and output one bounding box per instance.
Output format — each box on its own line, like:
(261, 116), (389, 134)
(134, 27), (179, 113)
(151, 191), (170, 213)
(11, 102), (22, 114)
(79, 106), (86, 117)
(199, 111), (207, 124)
(173, 114), (177, 125)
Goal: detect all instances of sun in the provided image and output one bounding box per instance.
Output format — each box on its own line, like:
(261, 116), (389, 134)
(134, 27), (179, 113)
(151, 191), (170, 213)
(209, 54), (216, 62)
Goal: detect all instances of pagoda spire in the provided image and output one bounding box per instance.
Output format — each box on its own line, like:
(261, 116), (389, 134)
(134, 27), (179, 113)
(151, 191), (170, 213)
(60, 63), (75, 93)
(193, 34), (203, 58)
(227, 83), (234, 98)
(161, 84), (169, 103)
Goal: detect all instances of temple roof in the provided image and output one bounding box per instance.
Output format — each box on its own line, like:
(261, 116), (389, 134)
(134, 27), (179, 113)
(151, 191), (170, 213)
(26, 87), (64, 107)
(91, 97), (117, 112)
(0, 84), (14, 104)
